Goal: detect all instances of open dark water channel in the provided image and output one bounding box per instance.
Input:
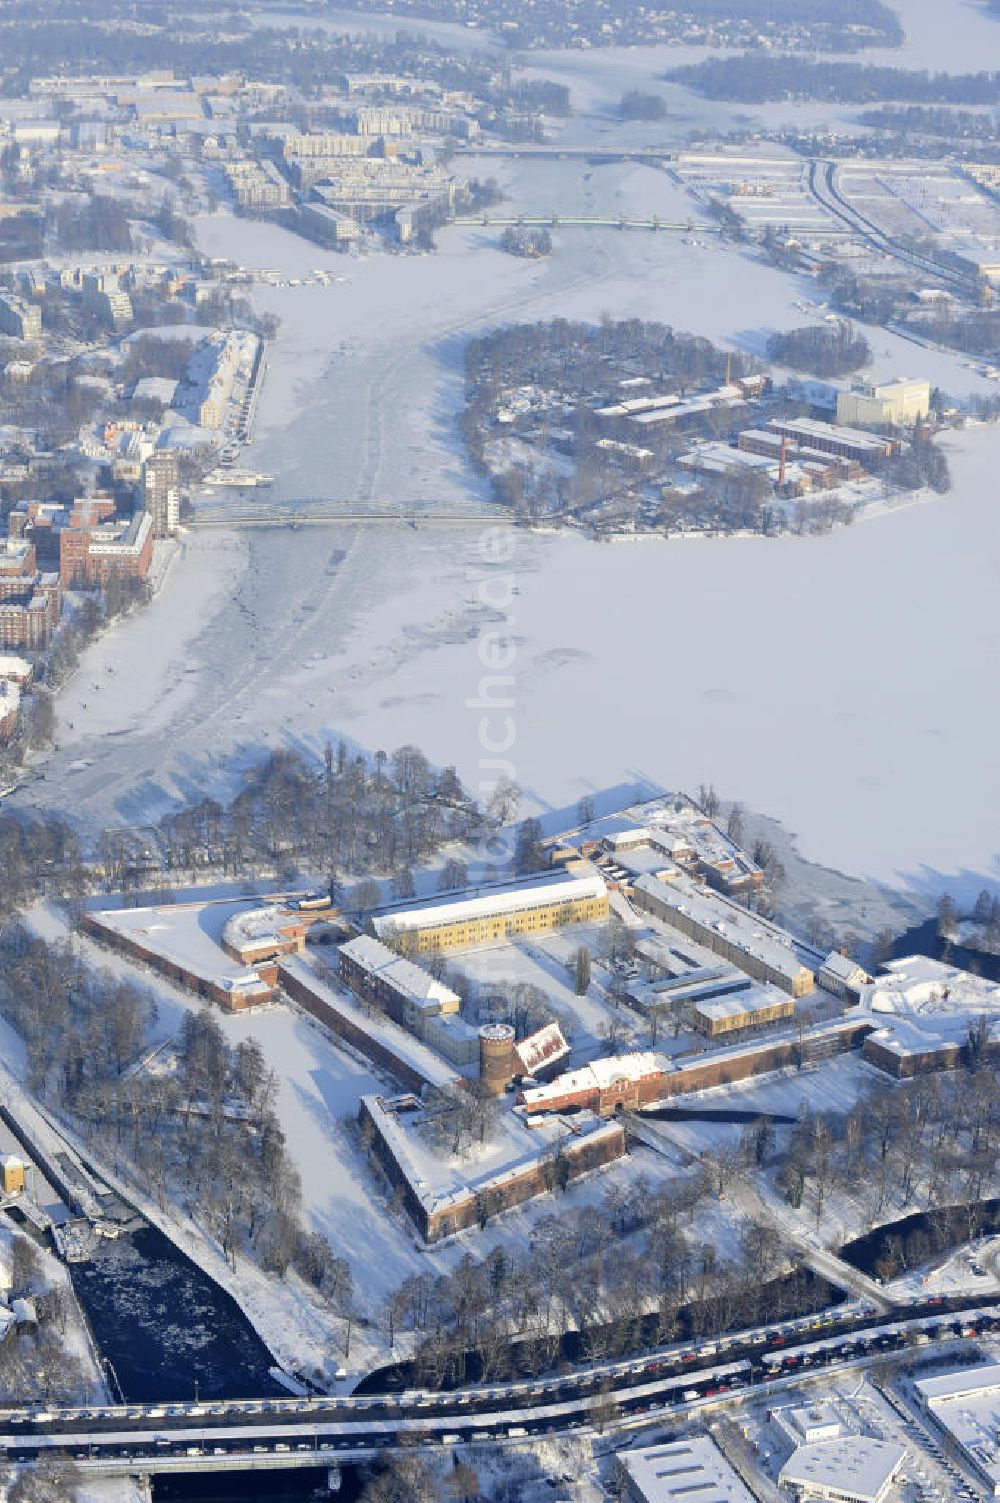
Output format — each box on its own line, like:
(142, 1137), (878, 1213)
(68, 1224), (285, 1402)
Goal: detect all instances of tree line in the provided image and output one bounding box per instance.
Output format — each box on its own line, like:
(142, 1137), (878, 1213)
(766, 322), (871, 377)
(664, 58), (1000, 105)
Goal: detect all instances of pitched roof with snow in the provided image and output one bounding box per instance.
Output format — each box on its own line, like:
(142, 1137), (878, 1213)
(340, 934), (461, 1013)
(515, 1022), (570, 1077)
(520, 1050), (666, 1109)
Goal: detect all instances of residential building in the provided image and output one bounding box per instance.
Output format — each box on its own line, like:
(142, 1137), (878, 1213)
(0, 539), (59, 648)
(225, 158), (291, 209)
(0, 679), (20, 745)
(298, 200), (362, 246)
(0, 539), (36, 601)
(0, 654), (32, 687)
(0, 582), (58, 648)
(819, 950), (870, 1001)
(60, 508), (152, 590)
(0, 292), (41, 342)
(144, 450), (181, 538)
(82, 272), (132, 330)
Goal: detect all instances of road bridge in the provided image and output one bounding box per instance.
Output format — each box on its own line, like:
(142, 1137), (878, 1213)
(3, 1292), (992, 1466)
(187, 509), (508, 528)
(454, 144), (676, 162)
(453, 213), (715, 232)
(4, 1295), (1000, 1477)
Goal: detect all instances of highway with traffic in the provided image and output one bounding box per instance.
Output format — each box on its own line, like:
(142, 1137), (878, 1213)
(4, 1289), (1000, 1474)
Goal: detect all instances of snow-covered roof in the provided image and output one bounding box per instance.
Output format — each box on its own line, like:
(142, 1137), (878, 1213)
(864, 954), (1000, 1016)
(280, 955), (459, 1091)
(691, 983), (792, 1024)
(633, 873), (810, 986)
(820, 950), (870, 984)
(916, 1363), (1000, 1405)
(515, 1022), (570, 1077)
(372, 865), (606, 940)
(340, 934), (460, 1012)
(222, 904), (301, 955)
(779, 1437), (906, 1503)
(132, 375), (178, 404)
(520, 1050), (666, 1109)
(0, 654), (31, 683)
(619, 1435), (757, 1503)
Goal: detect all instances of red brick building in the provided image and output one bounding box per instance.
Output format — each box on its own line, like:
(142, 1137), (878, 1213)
(0, 539), (60, 648)
(59, 504), (152, 590)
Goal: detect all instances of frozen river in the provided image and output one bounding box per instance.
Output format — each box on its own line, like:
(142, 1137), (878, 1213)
(23, 2), (1000, 905)
(34, 416), (1000, 901)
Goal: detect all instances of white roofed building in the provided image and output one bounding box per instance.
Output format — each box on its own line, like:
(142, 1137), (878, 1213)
(371, 864), (608, 954)
(519, 1050), (668, 1117)
(514, 1021), (570, 1078)
(778, 1437), (906, 1503)
(915, 1362), (1000, 1496)
(632, 873), (814, 997)
(617, 1435), (758, 1503)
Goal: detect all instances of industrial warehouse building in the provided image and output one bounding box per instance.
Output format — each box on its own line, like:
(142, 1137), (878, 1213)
(765, 416), (899, 466)
(371, 864), (609, 954)
(616, 1435), (757, 1503)
(836, 377), (930, 428)
(778, 1437), (907, 1503)
(631, 874), (815, 997)
(915, 1362), (1000, 1497)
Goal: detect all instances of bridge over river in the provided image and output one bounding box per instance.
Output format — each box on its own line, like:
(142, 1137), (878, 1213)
(453, 212), (716, 233)
(5, 1294), (999, 1477)
(188, 503), (509, 528)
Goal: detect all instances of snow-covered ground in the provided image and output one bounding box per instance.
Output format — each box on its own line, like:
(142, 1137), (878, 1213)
(28, 413), (1000, 900)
